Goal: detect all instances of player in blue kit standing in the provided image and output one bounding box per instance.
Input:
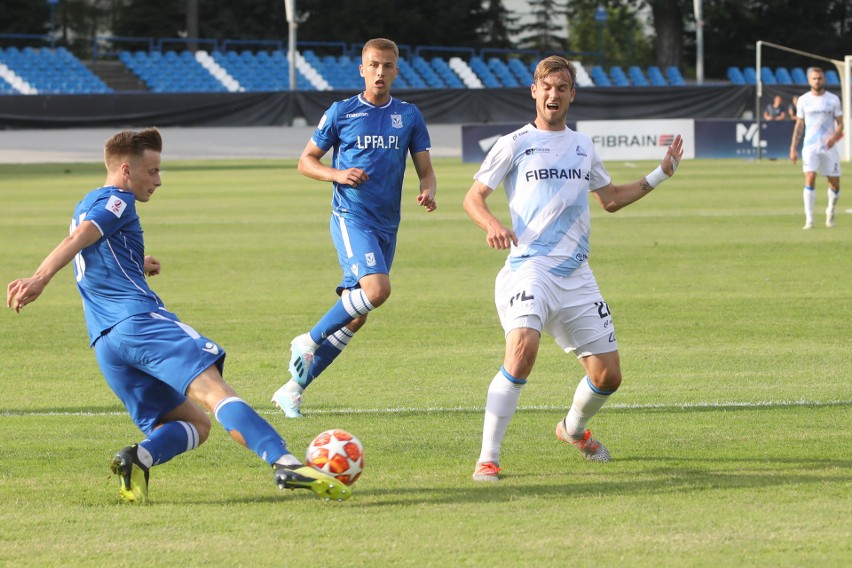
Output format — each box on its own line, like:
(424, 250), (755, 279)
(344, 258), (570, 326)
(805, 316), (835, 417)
(463, 56), (683, 481)
(6, 128), (350, 503)
(272, 38), (437, 418)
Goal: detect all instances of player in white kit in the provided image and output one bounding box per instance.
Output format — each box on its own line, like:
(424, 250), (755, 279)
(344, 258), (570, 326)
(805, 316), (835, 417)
(790, 67), (843, 229)
(463, 56), (683, 481)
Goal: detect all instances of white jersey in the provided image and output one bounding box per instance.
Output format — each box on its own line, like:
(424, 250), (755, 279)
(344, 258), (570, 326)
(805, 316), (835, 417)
(797, 90), (842, 150)
(474, 123), (611, 277)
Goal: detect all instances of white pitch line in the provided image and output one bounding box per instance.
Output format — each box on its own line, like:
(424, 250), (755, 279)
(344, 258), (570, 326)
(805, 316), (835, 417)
(2, 399), (848, 418)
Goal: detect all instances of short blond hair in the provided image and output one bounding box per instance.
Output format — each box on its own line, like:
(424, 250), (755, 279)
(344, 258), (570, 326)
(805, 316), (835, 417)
(362, 38), (399, 59)
(533, 56), (576, 89)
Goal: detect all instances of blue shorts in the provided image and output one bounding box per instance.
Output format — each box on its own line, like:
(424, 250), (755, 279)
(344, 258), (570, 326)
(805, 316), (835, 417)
(330, 213), (397, 295)
(93, 310), (225, 435)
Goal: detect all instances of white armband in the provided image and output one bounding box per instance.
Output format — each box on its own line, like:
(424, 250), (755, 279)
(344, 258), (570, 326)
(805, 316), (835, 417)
(644, 166), (670, 189)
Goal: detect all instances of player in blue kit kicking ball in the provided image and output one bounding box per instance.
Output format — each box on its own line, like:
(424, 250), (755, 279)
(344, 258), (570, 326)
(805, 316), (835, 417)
(6, 128), (349, 503)
(272, 38), (438, 417)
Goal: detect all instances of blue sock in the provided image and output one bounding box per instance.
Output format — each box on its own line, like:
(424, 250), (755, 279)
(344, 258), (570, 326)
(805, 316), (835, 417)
(214, 397), (289, 465)
(306, 327), (355, 386)
(310, 289), (374, 342)
(139, 420), (199, 466)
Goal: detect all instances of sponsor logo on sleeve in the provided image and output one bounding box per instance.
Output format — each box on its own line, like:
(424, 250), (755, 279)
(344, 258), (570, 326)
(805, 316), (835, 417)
(105, 195), (127, 218)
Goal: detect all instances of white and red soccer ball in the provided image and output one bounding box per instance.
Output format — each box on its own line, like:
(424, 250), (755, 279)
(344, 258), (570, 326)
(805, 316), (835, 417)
(306, 429), (364, 486)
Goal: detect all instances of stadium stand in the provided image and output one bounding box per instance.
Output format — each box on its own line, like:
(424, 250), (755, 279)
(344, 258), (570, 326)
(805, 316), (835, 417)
(609, 65), (630, 86)
(646, 66), (667, 86)
(628, 65), (649, 86)
(0, 37), (715, 94)
(573, 61), (594, 87)
(791, 67), (807, 84)
(448, 57), (483, 88)
(774, 67), (792, 84)
(665, 66), (686, 86)
(743, 67), (757, 84)
(589, 66), (612, 87)
(507, 58), (533, 85)
(0, 46), (110, 94)
(727, 66), (746, 85)
(826, 69), (840, 85)
(468, 56), (501, 88)
(760, 66), (777, 84)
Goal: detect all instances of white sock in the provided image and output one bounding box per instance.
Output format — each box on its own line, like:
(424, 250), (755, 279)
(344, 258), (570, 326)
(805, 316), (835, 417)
(274, 453), (302, 467)
(562, 376), (614, 440)
(477, 368), (525, 465)
(804, 186), (815, 221)
(282, 379), (304, 395)
(827, 188), (839, 213)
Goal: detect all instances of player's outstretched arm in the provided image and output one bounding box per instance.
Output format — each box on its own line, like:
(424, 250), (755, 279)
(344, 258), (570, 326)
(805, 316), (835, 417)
(463, 180), (517, 250)
(7, 221), (101, 313)
(592, 134), (683, 213)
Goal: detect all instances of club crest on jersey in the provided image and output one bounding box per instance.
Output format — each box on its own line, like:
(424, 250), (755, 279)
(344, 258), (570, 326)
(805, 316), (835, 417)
(576, 145), (587, 157)
(105, 195), (127, 218)
(391, 113), (403, 129)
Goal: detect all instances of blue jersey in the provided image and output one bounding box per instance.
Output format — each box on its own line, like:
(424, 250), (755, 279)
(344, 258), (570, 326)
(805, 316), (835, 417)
(71, 186), (165, 345)
(312, 94), (431, 233)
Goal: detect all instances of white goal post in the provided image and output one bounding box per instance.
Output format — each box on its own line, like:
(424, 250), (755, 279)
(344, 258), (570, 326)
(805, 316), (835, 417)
(755, 41), (851, 162)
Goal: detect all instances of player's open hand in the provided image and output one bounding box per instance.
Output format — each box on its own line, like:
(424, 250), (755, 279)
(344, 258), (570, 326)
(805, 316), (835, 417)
(6, 277), (46, 313)
(337, 167), (369, 188)
(662, 134), (683, 176)
(417, 189), (437, 212)
(144, 255), (161, 277)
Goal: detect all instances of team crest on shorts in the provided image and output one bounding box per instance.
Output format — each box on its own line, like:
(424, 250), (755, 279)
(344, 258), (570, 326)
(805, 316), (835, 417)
(365, 252), (376, 267)
(391, 113), (403, 129)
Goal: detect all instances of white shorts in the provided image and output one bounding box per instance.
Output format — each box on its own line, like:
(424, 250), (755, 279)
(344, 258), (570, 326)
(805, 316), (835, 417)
(494, 262), (618, 358)
(801, 144), (841, 177)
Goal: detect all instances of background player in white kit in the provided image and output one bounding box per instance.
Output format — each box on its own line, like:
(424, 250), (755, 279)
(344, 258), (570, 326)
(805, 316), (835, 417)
(272, 38), (437, 417)
(463, 56), (683, 481)
(790, 67), (843, 229)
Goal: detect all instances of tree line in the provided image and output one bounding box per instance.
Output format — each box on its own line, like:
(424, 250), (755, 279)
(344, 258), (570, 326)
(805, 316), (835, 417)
(1, 0), (850, 80)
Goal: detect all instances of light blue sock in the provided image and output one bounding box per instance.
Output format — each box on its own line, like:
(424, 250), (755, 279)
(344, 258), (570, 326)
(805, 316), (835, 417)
(138, 420), (199, 466)
(310, 289), (374, 342)
(214, 397), (289, 465)
(306, 327), (355, 386)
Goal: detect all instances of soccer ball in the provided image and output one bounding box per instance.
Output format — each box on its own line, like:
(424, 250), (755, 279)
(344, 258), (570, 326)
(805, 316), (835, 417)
(305, 429), (364, 486)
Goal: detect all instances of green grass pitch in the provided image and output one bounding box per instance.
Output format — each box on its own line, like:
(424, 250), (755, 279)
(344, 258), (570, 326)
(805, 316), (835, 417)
(0, 157), (849, 566)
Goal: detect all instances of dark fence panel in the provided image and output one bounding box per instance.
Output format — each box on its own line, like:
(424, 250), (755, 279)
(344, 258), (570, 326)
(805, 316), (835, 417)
(0, 85), (806, 130)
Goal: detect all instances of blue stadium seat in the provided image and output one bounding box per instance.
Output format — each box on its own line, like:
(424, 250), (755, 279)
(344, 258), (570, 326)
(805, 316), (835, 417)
(431, 57), (464, 88)
(790, 67), (807, 84)
(412, 56), (445, 88)
(646, 66), (667, 86)
(507, 58), (533, 84)
(468, 56), (501, 88)
(774, 67), (792, 84)
(826, 70), (840, 85)
(487, 57), (519, 87)
(590, 66), (611, 87)
(608, 66), (630, 86)
(123, 50), (227, 93)
(397, 58), (427, 89)
(760, 67), (777, 84)
(727, 66), (745, 85)
(665, 66), (686, 86)
(0, 46), (111, 94)
(743, 67), (757, 84)
(627, 66), (649, 86)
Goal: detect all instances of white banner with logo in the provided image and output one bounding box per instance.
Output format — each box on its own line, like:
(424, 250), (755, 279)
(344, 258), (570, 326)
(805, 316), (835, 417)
(575, 119), (695, 161)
